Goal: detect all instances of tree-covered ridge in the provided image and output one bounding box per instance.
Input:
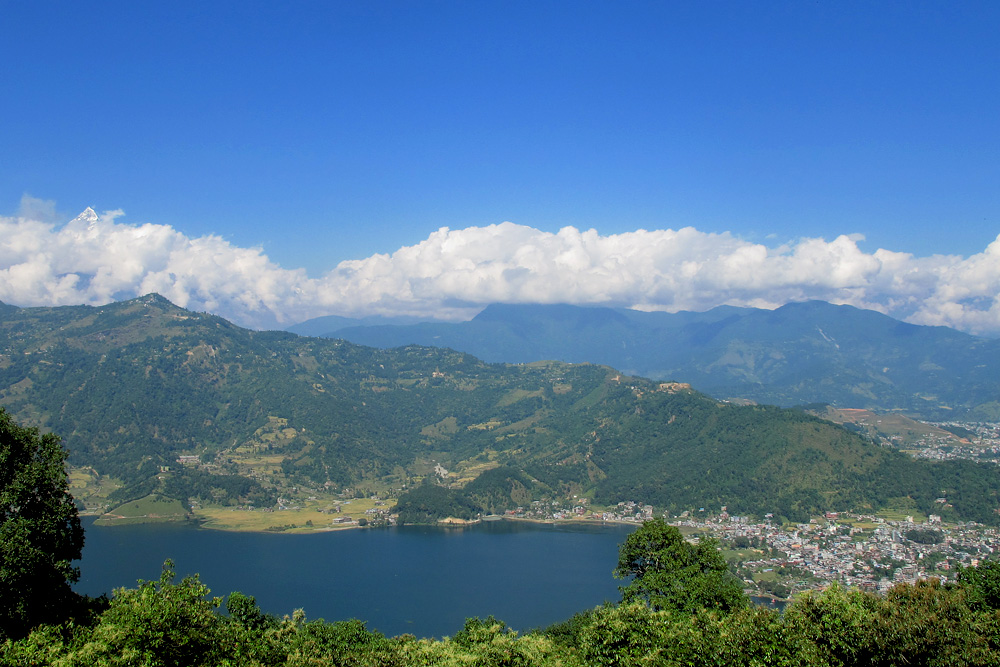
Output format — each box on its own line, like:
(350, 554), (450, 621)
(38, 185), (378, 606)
(2, 295), (1000, 524)
(322, 300), (1000, 420)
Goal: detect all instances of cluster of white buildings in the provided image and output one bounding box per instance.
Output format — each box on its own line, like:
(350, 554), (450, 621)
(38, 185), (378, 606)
(676, 510), (999, 596)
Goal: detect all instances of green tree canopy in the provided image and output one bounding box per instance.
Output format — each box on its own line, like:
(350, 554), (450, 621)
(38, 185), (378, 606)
(0, 408), (84, 639)
(958, 560), (1000, 611)
(614, 518), (747, 614)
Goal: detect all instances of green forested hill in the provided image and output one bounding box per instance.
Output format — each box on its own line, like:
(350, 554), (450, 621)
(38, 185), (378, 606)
(1, 294), (998, 523)
(320, 301), (1000, 419)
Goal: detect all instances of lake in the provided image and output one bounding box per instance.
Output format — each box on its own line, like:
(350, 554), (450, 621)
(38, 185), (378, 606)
(75, 518), (636, 638)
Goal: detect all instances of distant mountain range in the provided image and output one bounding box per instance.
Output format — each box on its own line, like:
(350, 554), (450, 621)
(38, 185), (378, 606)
(2, 294), (999, 524)
(286, 313), (436, 337)
(292, 301), (1000, 420)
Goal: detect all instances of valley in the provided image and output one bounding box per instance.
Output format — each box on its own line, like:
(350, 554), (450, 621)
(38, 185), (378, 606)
(4, 291), (1000, 643)
(3, 294), (1000, 532)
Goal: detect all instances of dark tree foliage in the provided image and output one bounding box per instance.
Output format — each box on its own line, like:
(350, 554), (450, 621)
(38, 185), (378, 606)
(906, 528), (944, 544)
(225, 591), (276, 631)
(958, 560), (1000, 611)
(393, 483), (480, 524)
(0, 408), (84, 639)
(940, 423), (978, 440)
(614, 519), (748, 614)
(163, 469), (275, 507)
(452, 615), (516, 648)
(784, 579), (998, 667)
(462, 466), (539, 514)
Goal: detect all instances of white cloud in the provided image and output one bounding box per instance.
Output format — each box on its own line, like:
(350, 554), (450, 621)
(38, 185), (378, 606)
(0, 206), (308, 329)
(2, 204), (1000, 337)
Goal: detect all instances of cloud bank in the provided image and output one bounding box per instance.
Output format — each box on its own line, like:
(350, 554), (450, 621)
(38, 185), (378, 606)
(3, 198), (1000, 336)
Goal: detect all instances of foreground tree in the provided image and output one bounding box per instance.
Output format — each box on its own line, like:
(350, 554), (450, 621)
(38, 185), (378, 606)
(614, 518), (747, 614)
(69, 562), (227, 667)
(958, 559), (1000, 611)
(0, 408), (84, 639)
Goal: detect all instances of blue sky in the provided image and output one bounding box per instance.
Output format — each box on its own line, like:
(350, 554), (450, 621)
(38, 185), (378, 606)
(2, 1), (1000, 333)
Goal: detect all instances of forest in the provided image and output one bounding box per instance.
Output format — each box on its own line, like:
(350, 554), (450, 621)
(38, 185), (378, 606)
(5, 295), (1000, 527)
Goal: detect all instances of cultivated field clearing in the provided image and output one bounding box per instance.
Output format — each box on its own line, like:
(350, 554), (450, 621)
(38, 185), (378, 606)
(194, 497), (393, 533)
(68, 466), (122, 514)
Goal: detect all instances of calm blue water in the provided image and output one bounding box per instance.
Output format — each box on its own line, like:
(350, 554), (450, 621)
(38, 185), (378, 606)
(75, 518), (635, 638)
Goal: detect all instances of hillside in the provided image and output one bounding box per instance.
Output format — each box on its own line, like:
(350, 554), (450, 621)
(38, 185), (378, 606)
(303, 301), (1000, 419)
(2, 295), (999, 524)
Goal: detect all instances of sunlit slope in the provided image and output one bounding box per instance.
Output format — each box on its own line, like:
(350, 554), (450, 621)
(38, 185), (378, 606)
(1, 294), (998, 523)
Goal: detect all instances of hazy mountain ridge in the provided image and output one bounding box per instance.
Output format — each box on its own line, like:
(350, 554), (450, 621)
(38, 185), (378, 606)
(303, 301), (1000, 419)
(2, 294), (999, 524)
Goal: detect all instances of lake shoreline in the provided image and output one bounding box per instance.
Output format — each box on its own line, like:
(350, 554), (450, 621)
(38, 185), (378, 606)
(85, 509), (645, 534)
(75, 516), (635, 638)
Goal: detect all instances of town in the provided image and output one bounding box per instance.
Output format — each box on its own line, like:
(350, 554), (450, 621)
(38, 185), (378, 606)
(915, 420), (1000, 464)
(673, 509), (997, 598)
(502, 497), (999, 600)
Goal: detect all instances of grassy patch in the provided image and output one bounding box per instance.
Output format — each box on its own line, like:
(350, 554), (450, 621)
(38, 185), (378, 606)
(98, 495), (188, 525)
(94, 515), (186, 526)
(877, 508), (927, 522)
(753, 570), (780, 583)
(722, 548), (767, 561)
(496, 411), (547, 435)
(450, 459), (501, 487)
(573, 383), (608, 411)
(193, 497), (395, 533)
(421, 416), (459, 439)
(67, 466), (122, 514)
(467, 420), (502, 431)
(817, 407), (960, 447)
(496, 388), (544, 408)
